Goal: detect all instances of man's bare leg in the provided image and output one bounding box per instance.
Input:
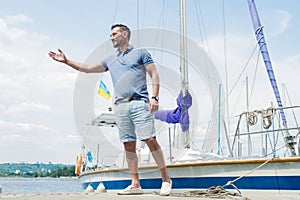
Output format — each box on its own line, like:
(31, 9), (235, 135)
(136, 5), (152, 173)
(144, 137), (170, 183)
(124, 141), (140, 188)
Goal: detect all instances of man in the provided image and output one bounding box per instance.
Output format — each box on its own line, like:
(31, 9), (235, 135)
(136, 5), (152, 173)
(48, 24), (172, 196)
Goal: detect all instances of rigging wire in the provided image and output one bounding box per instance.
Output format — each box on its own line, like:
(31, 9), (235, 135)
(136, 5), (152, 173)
(112, 0), (119, 23)
(158, 0), (166, 28)
(227, 42), (259, 121)
(248, 48), (261, 106)
(193, 0), (263, 135)
(157, 0), (166, 64)
(230, 81), (246, 117)
(227, 42), (259, 100)
(194, 0), (211, 57)
(268, 112), (286, 156)
(194, 0), (216, 94)
(141, 0), (147, 27)
(222, 0), (230, 135)
(283, 84), (299, 128)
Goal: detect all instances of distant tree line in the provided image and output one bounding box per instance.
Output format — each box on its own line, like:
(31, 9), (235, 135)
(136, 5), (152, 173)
(0, 163), (76, 178)
(32, 166), (75, 178)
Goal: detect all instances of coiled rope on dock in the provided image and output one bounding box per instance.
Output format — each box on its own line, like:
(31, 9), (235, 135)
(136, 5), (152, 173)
(172, 186), (248, 199)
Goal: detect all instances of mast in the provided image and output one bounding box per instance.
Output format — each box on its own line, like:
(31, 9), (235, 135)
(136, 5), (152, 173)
(246, 0), (296, 156)
(180, 0), (190, 148)
(180, 0), (188, 96)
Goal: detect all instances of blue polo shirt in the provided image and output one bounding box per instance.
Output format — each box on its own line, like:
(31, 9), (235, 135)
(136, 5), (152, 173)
(101, 46), (154, 103)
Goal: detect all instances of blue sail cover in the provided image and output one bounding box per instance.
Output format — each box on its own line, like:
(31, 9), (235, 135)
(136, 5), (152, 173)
(247, 0), (286, 124)
(154, 91), (192, 131)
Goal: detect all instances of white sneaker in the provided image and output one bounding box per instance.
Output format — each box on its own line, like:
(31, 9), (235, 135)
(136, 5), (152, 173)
(160, 179), (172, 196)
(117, 185), (143, 195)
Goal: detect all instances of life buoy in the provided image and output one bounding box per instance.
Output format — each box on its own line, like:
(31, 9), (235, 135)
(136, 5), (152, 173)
(75, 153), (82, 176)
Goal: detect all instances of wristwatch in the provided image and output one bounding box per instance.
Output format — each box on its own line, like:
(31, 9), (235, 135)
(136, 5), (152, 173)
(151, 96), (159, 101)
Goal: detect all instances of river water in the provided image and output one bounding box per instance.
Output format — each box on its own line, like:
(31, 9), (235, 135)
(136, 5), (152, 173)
(0, 177), (83, 194)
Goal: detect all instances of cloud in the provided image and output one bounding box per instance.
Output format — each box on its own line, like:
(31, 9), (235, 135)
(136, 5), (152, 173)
(265, 9), (291, 38)
(0, 104), (5, 112)
(0, 14), (78, 163)
(0, 18), (27, 42)
(5, 102), (52, 115)
(0, 14), (76, 103)
(33, 72), (77, 90)
(199, 30), (300, 117)
(0, 119), (80, 163)
(4, 14), (33, 24)
(0, 119), (51, 134)
(202, 33), (256, 83)
(0, 16), (49, 76)
(0, 119), (78, 146)
(0, 50), (27, 68)
(0, 74), (30, 101)
(0, 15), (48, 47)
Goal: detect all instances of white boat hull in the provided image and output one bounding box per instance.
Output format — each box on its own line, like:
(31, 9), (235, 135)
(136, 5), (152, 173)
(79, 157), (300, 191)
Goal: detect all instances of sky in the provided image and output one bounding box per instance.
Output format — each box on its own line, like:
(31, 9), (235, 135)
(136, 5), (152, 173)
(0, 0), (300, 164)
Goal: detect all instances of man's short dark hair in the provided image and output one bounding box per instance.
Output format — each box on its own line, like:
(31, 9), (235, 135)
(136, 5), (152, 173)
(111, 24), (131, 41)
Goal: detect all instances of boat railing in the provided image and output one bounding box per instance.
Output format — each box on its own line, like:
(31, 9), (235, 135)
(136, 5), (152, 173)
(231, 105), (300, 158)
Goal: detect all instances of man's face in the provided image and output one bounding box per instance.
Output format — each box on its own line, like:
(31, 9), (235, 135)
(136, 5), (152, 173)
(110, 27), (127, 48)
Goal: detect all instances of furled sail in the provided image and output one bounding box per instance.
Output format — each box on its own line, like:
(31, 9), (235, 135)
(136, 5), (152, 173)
(154, 91), (192, 131)
(247, 0), (296, 155)
(247, 0), (286, 124)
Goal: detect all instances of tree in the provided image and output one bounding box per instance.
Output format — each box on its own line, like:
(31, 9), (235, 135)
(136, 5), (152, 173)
(33, 172), (39, 178)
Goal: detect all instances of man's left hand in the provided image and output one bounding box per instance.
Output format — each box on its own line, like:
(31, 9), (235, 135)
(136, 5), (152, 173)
(149, 99), (159, 113)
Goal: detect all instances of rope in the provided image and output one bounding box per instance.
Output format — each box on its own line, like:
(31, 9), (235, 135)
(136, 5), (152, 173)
(247, 112), (258, 126)
(172, 186), (244, 199)
(246, 107), (275, 129)
(223, 157), (274, 188)
(172, 157), (274, 199)
(262, 107), (275, 129)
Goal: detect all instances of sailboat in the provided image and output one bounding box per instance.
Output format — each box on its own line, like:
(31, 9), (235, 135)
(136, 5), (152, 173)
(75, 0), (300, 194)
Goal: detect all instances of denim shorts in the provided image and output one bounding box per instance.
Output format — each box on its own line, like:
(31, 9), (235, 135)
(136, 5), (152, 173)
(114, 100), (155, 142)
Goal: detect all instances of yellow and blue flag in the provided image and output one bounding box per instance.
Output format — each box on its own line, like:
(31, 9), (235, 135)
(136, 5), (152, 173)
(98, 80), (111, 100)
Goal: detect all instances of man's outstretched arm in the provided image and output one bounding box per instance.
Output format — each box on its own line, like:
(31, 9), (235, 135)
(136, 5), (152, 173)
(48, 49), (107, 73)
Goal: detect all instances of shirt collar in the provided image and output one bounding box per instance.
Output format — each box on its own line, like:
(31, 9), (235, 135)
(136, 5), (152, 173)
(116, 45), (134, 56)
